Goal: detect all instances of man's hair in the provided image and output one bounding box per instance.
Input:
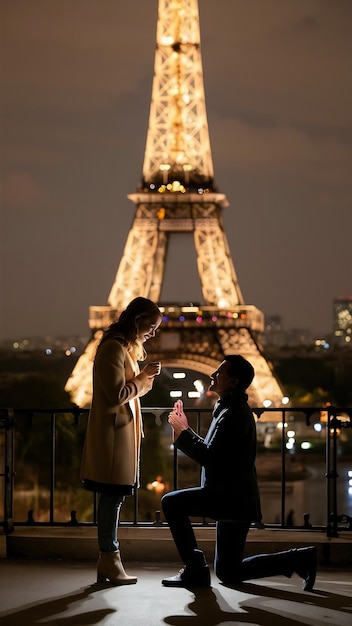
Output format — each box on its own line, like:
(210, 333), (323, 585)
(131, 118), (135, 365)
(224, 355), (255, 391)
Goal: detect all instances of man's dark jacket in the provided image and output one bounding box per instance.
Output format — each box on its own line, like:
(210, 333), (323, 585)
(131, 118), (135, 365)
(175, 391), (262, 522)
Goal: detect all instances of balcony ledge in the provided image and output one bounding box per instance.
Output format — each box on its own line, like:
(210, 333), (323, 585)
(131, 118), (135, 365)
(3, 525), (352, 567)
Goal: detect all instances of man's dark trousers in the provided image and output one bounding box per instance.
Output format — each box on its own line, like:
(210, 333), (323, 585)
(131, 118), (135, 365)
(162, 488), (300, 583)
(161, 487), (250, 580)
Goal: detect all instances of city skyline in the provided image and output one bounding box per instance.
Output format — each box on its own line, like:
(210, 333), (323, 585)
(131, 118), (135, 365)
(1, 0), (351, 340)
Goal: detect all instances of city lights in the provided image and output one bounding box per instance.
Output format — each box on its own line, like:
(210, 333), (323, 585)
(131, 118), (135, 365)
(193, 379), (205, 393)
(170, 391), (182, 398)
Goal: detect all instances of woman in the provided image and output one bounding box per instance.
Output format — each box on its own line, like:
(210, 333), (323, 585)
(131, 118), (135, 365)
(81, 297), (162, 585)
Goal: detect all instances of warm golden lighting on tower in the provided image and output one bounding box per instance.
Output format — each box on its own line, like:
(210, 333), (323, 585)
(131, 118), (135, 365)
(65, 0), (285, 410)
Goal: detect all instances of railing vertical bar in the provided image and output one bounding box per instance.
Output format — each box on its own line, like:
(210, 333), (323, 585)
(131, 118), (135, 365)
(93, 492), (98, 525)
(133, 487), (138, 525)
(50, 412), (56, 524)
(197, 410), (207, 525)
(326, 410), (331, 537)
(196, 411), (201, 436)
(332, 416), (338, 537)
(173, 434), (178, 490)
(3, 409), (15, 532)
(281, 410), (286, 528)
(330, 408), (339, 537)
(196, 410), (202, 485)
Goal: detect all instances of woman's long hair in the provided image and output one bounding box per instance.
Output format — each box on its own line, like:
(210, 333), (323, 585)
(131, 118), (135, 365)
(99, 297), (161, 360)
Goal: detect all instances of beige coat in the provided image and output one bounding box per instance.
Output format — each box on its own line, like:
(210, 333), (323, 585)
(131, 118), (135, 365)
(80, 339), (152, 486)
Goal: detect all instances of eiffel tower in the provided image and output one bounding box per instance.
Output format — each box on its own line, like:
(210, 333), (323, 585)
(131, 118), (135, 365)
(65, 0), (285, 409)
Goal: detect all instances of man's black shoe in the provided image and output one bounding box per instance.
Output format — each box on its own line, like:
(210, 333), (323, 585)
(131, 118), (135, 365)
(162, 549), (211, 588)
(161, 567), (211, 588)
(293, 546), (317, 591)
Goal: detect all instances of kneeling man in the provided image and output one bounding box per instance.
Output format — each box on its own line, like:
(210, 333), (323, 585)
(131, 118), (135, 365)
(162, 355), (316, 591)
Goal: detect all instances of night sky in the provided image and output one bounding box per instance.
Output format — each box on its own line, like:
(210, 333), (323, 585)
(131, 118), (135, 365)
(1, 0), (351, 341)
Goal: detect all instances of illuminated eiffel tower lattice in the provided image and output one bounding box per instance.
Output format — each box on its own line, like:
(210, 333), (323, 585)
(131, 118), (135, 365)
(66, 0), (285, 409)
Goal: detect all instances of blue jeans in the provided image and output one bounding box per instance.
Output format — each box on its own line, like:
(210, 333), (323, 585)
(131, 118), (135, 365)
(97, 493), (125, 552)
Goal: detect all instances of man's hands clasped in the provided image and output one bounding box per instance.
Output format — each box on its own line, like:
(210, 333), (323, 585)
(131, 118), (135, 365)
(168, 399), (189, 438)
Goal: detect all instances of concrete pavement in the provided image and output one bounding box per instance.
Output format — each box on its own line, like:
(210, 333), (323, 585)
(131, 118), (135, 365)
(0, 559), (352, 625)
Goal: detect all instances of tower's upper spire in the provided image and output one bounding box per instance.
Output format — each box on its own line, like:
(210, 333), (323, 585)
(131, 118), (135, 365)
(141, 0), (215, 193)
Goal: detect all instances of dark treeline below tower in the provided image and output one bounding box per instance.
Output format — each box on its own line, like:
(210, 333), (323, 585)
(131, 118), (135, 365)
(66, 0), (285, 408)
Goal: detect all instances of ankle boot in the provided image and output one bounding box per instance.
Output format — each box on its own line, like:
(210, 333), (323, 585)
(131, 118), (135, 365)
(97, 550), (137, 585)
(290, 546), (317, 591)
(162, 549), (211, 588)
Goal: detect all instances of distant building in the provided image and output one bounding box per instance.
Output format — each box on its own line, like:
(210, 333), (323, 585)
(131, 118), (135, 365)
(285, 328), (313, 347)
(263, 315), (285, 347)
(263, 315), (313, 347)
(333, 297), (352, 346)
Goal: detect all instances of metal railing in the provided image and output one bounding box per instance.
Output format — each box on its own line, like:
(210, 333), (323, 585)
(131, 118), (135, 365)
(1, 405), (351, 537)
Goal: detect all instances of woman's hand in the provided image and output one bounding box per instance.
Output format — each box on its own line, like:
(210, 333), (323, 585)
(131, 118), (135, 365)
(142, 361), (161, 378)
(168, 399), (189, 437)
